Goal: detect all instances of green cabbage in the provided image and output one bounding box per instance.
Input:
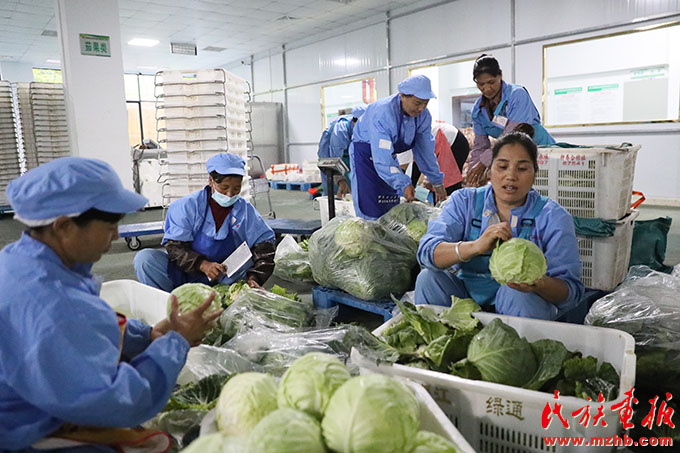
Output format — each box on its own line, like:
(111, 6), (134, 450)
(248, 408), (326, 453)
(321, 374), (419, 453)
(489, 238), (547, 285)
(333, 218), (373, 258)
(181, 433), (246, 453)
(277, 352), (350, 420)
(412, 431), (459, 453)
(378, 202), (440, 245)
(167, 283), (222, 317)
(215, 372), (278, 436)
(213, 281), (248, 307)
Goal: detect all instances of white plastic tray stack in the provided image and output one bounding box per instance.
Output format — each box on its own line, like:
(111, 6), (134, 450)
(0, 81), (21, 207)
(16, 83), (38, 171)
(155, 69), (251, 206)
(27, 83), (69, 165)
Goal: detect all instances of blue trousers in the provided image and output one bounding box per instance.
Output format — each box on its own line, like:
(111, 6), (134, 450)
(133, 249), (176, 292)
(414, 268), (560, 320)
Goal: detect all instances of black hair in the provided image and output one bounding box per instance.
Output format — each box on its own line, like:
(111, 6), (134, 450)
(491, 132), (539, 172)
(210, 170), (244, 184)
(473, 54), (502, 81)
(29, 208), (124, 233)
(513, 122), (535, 138)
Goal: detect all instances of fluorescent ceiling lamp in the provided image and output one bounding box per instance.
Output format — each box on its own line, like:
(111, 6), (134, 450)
(128, 38), (159, 47)
(46, 59), (60, 64)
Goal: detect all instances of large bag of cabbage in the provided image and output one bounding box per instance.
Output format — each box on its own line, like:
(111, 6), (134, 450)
(273, 234), (315, 283)
(308, 216), (419, 300)
(378, 202), (441, 246)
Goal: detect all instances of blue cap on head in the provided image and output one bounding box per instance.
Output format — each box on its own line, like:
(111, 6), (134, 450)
(6, 157), (148, 226)
(397, 75), (437, 100)
(352, 105), (366, 119)
(206, 153), (246, 176)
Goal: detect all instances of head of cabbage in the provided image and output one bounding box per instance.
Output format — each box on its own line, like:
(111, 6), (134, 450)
(168, 282), (222, 317)
(489, 238), (547, 285)
(216, 372), (278, 436)
(321, 374), (420, 453)
(277, 352), (350, 420)
(248, 408), (326, 453)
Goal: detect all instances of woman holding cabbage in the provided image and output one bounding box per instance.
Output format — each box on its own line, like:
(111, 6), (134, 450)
(415, 132), (584, 320)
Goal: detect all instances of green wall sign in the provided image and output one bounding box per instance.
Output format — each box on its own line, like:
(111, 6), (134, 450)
(79, 33), (111, 57)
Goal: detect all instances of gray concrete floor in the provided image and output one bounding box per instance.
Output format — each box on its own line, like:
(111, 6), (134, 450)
(1, 189), (679, 320)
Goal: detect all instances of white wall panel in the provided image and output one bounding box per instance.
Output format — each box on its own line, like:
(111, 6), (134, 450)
(515, 0), (680, 41)
(285, 23), (387, 87)
(374, 69), (390, 98)
(226, 63), (251, 86)
(253, 56), (272, 93)
(289, 144), (318, 165)
(286, 84), (323, 144)
(389, 0), (511, 67)
(271, 52), (284, 91)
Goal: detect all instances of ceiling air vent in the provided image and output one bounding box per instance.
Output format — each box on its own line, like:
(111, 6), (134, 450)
(326, 0), (355, 3)
(203, 46), (226, 52)
(275, 15), (299, 21)
(171, 42), (197, 55)
(41, 30), (57, 37)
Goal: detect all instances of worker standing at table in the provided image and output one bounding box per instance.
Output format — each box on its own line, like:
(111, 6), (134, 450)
(465, 54), (555, 187)
(349, 75), (447, 220)
(317, 104), (366, 198)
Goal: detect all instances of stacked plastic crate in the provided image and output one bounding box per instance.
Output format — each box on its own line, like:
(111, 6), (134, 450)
(534, 144), (640, 290)
(155, 69), (251, 207)
(0, 81), (21, 207)
(28, 83), (69, 165)
(16, 83), (38, 171)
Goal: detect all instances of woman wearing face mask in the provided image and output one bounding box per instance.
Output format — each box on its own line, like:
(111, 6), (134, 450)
(414, 132), (583, 321)
(134, 153), (275, 291)
(464, 54), (555, 187)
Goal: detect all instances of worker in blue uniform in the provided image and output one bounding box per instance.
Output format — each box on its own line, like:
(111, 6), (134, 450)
(465, 54), (556, 187)
(349, 75), (447, 220)
(317, 104), (366, 198)
(415, 132), (583, 320)
(0, 157), (221, 450)
(134, 153), (275, 292)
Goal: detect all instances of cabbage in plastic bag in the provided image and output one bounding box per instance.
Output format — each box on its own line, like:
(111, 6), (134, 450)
(378, 202), (441, 245)
(273, 234), (315, 283)
(308, 217), (418, 300)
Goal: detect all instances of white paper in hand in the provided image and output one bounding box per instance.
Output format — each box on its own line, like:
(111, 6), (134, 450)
(221, 241), (252, 278)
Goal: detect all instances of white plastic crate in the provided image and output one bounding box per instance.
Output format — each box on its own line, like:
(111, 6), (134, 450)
(578, 209), (639, 291)
(164, 128), (226, 142)
(198, 377), (475, 453)
(316, 196), (357, 225)
(160, 82), (225, 97)
(534, 145), (639, 220)
(165, 117), (225, 130)
(165, 139), (228, 152)
(160, 94), (226, 108)
(165, 150), (223, 164)
(100, 279), (168, 325)
(165, 161), (207, 176)
(157, 105), (226, 119)
(157, 69), (226, 85)
(351, 309), (636, 453)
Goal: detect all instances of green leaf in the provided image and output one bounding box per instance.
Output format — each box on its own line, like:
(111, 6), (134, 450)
(163, 373), (231, 412)
(563, 355), (598, 381)
(449, 358), (482, 380)
(523, 339), (569, 391)
(438, 296), (481, 332)
(422, 330), (477, 371)
(396, 300), (449, 344)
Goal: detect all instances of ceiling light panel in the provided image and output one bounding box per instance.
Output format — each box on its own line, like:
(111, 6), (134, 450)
(128, 38), (160, 47)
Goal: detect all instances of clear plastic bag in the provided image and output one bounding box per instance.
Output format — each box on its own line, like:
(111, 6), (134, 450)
(585, 265), (680, 393)
(378, 202), (441, 246)
(273, 234), (315, 283)
(308, 217), (419, 300)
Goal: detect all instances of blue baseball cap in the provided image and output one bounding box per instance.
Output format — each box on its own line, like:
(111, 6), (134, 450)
(397, 75), (437, 100)
(206, 153), (246, 176)
(7, 157), (148, 226)
(352, 105), (366, 119)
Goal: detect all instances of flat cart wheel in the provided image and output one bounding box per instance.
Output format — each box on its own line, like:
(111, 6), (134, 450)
(125, 236), (141, 251)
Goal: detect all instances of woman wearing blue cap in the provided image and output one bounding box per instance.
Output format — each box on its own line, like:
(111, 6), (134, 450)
(0, 157), (222, 450)
(350, 74), (447, 220)
(464, 54), (555, 187)
(317, 104), (366, 198)
(134, 152), (276, 292)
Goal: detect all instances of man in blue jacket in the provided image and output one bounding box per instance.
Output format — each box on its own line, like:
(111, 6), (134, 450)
(349, 75), (446, 220)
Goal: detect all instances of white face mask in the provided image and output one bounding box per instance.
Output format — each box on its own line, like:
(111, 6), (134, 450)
(211, 185), (240, 207)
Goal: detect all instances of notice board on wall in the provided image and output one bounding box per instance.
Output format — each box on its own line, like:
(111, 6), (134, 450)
(543, 22), (680, 126)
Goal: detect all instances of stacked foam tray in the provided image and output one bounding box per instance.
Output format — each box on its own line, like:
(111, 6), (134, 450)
(155, 69), (251, 206)
(0, 81), (21, 207)
(17, 82), (69, 168)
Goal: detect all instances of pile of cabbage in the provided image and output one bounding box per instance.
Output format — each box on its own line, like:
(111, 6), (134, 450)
(378, 202), (440, 247)
(308, 216), (419, 300)
(273, 235), (314, 283)
(489, 238), (547, 285)
(378, 299), (620, 401)
(182, 353), (462, 453)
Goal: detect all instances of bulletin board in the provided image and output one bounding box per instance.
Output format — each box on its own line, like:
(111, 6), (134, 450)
(320, 77), (376, 130)
(543, 22), (680, 127)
